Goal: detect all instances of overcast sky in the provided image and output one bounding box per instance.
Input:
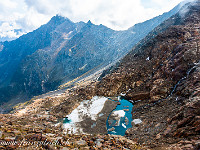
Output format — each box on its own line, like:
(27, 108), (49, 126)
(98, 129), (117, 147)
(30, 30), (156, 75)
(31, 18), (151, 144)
(0, 0), (191, 39)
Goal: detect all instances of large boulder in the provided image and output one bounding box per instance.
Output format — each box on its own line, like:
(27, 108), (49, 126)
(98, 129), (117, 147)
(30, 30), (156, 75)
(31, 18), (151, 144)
(125, 91), (150, 101)
(150, 79), (170, 102)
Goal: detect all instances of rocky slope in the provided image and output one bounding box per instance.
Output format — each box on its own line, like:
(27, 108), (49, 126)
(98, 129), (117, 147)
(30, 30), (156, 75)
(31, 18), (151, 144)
(0, 4), (181, 112)
(0, 80), (146, 149)
(61, 0), (200, 148)
(95, 0), (200, 148)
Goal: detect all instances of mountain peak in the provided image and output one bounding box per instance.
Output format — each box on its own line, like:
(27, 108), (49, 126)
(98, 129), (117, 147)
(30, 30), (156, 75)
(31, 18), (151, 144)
(87, 20), (92, 25)
(49, 15), (73, 25)
(51, 14), (65, 21)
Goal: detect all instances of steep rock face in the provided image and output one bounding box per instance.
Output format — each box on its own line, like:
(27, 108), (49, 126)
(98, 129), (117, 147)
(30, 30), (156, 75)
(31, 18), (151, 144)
(0, 5), (181, 109)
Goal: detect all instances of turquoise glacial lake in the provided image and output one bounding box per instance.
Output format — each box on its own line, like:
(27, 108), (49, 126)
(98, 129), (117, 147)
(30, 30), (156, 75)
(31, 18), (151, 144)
(107, 99), (133, 136)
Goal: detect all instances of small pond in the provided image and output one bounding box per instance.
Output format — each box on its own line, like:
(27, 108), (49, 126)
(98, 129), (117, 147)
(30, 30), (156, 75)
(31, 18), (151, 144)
(63, 117), (71, 124)
(62, 96), (133, 136)
(106, 98), (133, 136)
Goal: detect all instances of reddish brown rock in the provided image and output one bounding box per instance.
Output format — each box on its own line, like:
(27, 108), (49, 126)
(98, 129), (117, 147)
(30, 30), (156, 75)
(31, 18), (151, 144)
(125, 92), (150, 101)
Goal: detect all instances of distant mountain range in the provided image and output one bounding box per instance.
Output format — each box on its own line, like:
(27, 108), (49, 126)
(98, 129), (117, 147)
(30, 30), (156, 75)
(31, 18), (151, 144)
(0, 3), (182, 111)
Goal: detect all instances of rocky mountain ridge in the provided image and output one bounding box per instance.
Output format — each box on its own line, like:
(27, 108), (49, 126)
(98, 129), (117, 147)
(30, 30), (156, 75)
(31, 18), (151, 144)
(0, 3), (181, 112)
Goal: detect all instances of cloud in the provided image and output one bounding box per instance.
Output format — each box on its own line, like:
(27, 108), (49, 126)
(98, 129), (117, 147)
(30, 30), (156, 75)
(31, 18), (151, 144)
(178, 0), (198, 18)
(23, 0), (184, 30)
(0, 0), (185, 40)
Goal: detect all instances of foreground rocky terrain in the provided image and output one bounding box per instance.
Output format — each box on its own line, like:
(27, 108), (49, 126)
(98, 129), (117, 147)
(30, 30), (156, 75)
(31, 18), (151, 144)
(0, 1), (200, 150)
(0, 82), (144, 149)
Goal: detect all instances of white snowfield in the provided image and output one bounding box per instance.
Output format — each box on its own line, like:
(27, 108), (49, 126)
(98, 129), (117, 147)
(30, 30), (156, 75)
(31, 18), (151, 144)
(132, 119), (142, 125)
(111, 110), (125, 118)
(63, 96), (108, 134)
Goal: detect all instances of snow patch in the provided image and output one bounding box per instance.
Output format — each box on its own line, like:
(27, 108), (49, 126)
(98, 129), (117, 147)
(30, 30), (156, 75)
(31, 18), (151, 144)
(132, 119), (142, 125)
(120, 93), (126, 96)
(63, 31), (73, 39)
(99, 113), (104, 117)
(111, 131), (117, 134)
(79, 64), (87, 70)
(112, 110), (126, 118)
(64, 96), (107, 134)
(122, 123), (126, 128)
(118, 96), (121, 101)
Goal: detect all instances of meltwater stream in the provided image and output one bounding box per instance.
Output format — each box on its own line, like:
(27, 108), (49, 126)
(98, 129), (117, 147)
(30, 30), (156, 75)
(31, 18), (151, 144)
(106, 98), (133, 136)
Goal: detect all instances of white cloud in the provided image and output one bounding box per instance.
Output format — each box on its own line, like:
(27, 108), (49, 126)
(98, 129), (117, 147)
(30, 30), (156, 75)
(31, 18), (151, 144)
(0, 22), (25, 39)
(0, 0), (187, 40)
